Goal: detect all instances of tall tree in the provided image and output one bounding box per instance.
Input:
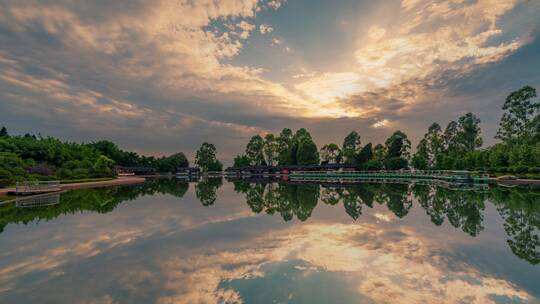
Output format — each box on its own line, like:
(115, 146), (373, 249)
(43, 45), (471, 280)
(342, 131), (361, 164)
(296, 139), (319, 165)
(457, 112), (482, 152)
(496, 85), (539, 143)
(277, 128), (294, 165)
(444, 120), (460, 153)
(233, 155), (250, 167)
(413, 122), (443, 169)
(384, 131), (410, 170)
(320, 143), (341, 164)
(356, 143), (373, 167)
(0, 127), (8, 138)
(245, 135), (266, 166)
(195, 142), (221, 172)
(263, 134), (279, 166)
(291, 128), (315, 165)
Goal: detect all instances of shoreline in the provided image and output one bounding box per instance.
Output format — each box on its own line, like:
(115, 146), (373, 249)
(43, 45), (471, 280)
(0, 176), (146, 197)
(488, 177), (540, 187)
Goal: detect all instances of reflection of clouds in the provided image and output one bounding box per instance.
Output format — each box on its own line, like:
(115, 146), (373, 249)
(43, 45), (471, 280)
(152, 223), (531, 303)
(0, 229), (144, 292)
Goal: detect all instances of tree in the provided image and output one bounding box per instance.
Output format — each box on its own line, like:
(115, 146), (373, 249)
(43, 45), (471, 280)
(373, 144), (386, 161)
(93, 155), (115, 177)
(245, 135), (266, 166)
(263, 134), (279, 166)
(233, 155), (250, 167)
(444, 121), (459, 153)
(413, 122), (443, 169)
(195, 142), (221, 172)
(384, 131), (410, 170)
(497, 86), (539, 144)
(0, 127), (8, 138)
(297, 140), (319, 165)
(158, 152), (189, 172)
(342, 131), (361, 164)
(457, 112), (482, 152)
(356, 143), (373, 168)
(277, 128), (294, 165)
(320, 143), (341, 164)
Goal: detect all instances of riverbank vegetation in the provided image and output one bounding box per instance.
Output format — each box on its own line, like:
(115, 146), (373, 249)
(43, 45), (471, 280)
(234, 86), (539, 177)
(0, 132), (193, 187)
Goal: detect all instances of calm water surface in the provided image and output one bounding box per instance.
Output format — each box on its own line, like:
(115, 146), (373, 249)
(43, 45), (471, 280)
(0, 178), (539, 304)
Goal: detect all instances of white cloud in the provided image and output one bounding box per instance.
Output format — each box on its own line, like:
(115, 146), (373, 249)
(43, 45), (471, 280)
(259, 24), (273, 34)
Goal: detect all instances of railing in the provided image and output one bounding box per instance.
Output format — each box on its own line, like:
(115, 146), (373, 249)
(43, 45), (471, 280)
(288, 170), (489, 184)
(15, 181), (61, 194)
(16, 193), (61, 208)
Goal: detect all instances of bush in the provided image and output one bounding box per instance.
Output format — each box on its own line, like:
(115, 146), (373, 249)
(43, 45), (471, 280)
(512, 165), (528, 174)
(364, 160), (384, 171)
(0, 168), (13, 188)
(528, 167), (540, 174)
(497, 166), (509, 173)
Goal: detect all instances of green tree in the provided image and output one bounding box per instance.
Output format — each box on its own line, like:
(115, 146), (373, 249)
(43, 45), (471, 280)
(297, 140), (319, 165)
(356, 143), (373, 168)
(93, 155), (115, 177)
(277, 128), (294, 165)
(457, 112), (483, 152)
(0, 127), (8, 138)
(320, 143), (341, 164)
(158, 152), (189, 172)
(497, 85), (539, 144)
(263, 134), (279, 166)
(233, 155), (250, 167)
(195, 142), (221, 172)
(384, 131), (410, 170)
(245, 135), (266, 166)
(444, 120), (460, 153)
(342, 131), (361, 164)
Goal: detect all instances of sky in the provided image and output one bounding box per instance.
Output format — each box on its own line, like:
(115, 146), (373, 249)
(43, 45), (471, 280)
(0, 0), (539, 165)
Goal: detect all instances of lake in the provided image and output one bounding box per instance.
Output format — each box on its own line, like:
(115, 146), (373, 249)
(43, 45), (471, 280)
(1, 178), (539, 303)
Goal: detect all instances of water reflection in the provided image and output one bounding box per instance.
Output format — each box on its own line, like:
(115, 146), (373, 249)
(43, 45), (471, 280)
(0, 178), (190, 233)
(0, 178), (539, 303)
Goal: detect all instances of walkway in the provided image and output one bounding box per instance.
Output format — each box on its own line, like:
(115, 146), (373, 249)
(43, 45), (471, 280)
(0, 176), (146, 196)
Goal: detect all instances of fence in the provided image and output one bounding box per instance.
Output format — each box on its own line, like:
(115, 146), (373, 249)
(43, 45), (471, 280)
(15, 181), (61, 195)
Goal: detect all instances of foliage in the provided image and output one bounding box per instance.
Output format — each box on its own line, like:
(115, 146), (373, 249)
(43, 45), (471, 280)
(411, 86), (540, 173)
(496, 86), (539, 144)
(342, 131), (361, 164)
(320, 143), (341, 164)
(245, 135), (266, 166)
(0, 128), (192, 187)
(296, 140), (319, 165)
(195, 142), (222, 172)
(233, 154), (251, 168)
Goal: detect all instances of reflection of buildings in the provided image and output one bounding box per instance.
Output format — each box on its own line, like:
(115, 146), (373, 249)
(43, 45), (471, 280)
(175, 167), (201, 178)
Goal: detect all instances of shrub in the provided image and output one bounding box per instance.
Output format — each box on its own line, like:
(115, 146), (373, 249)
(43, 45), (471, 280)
(497, 166), (509, 173)
(512, 165), (528, 174)
(528, 167), (540, 174)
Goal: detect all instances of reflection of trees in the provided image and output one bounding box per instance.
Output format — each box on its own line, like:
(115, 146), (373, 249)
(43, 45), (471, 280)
(489, 187), (540, 265)
(195, 178), (223, 206)
(232, 181), (319, 221)
(411, 184), (486, 237)
(375, 183), (412, 218)
(0, 178), (189, 233)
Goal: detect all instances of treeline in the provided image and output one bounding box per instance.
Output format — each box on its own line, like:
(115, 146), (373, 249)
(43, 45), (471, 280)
(0, 132), (191, 187)
(234, 86), (540, 175)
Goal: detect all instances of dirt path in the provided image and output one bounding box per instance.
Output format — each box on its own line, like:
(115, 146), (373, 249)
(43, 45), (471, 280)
(0, 176), (146, 196)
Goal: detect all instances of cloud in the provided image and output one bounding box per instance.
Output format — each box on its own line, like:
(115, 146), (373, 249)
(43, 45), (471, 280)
(0, 0), (538, 161)
(259, 24), (273, 34)
(267, 0), (284, 10)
